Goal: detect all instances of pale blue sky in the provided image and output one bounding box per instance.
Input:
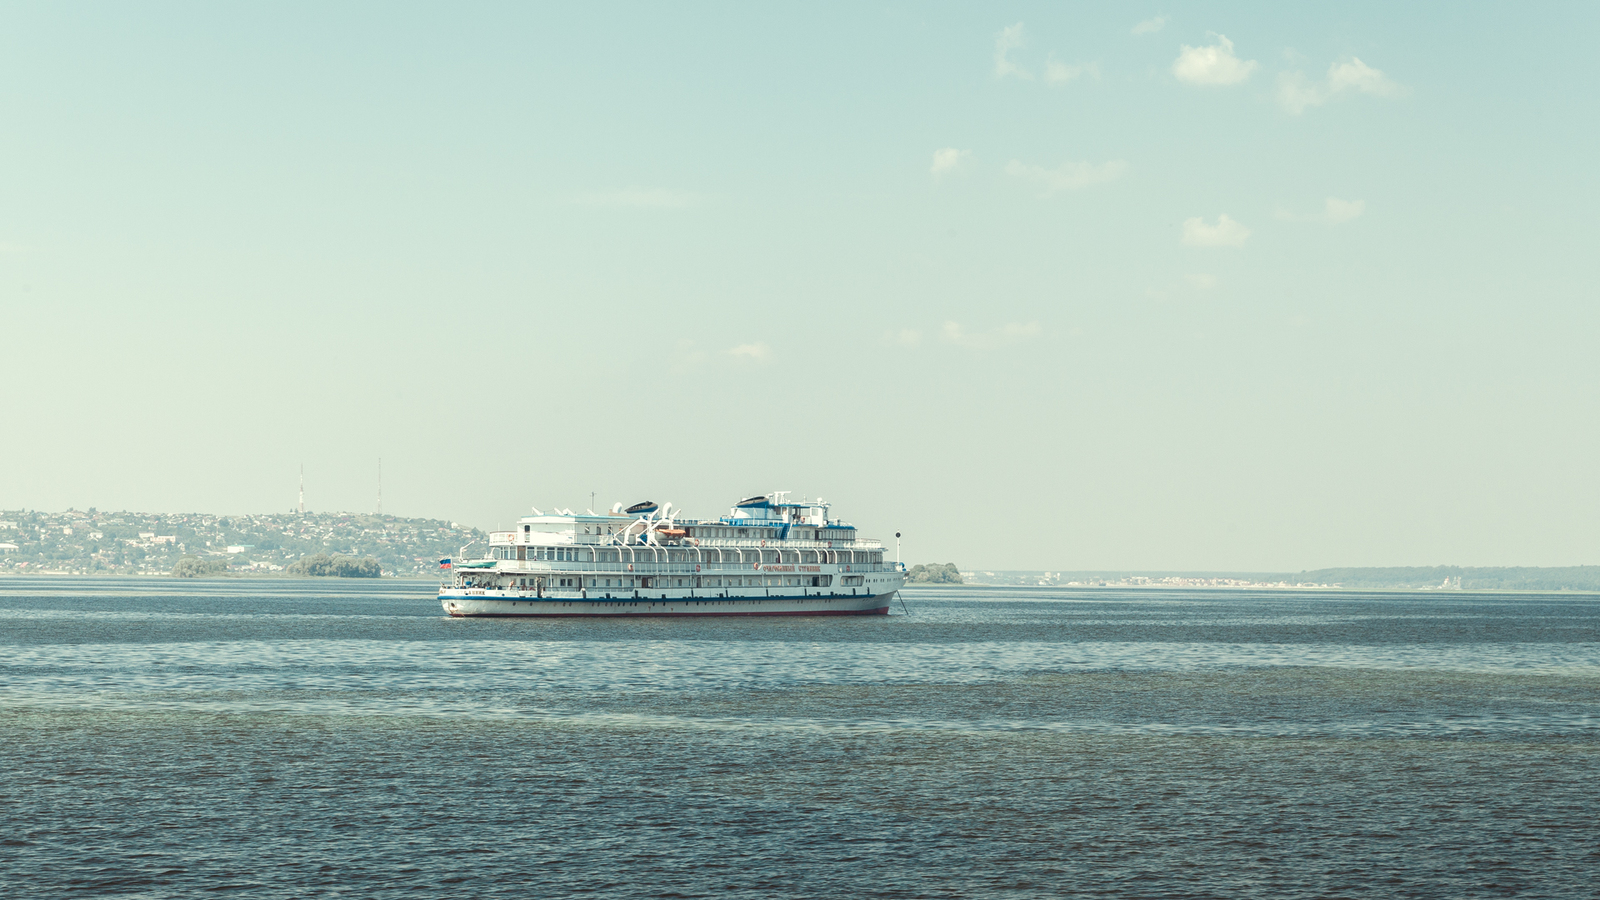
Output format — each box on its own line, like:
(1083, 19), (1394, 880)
(2, 3), (1597, 570)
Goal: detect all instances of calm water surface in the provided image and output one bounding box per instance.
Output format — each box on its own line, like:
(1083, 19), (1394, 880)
(2, 578), (1596, 898)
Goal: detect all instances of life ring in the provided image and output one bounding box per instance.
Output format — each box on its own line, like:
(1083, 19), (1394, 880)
(760, 540), (766, 547)
(628, 564), (634, 571)
(695, 564), (701, 572)
(752, 563), (760, 570)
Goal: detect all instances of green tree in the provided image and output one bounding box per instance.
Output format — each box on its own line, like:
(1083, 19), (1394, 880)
(171, 556), (229, 578)
(288, 553), (382, 578)
(907, 563), (963, 584)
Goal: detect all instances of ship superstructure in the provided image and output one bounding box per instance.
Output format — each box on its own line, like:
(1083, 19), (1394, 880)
(439, 492), (905, 617)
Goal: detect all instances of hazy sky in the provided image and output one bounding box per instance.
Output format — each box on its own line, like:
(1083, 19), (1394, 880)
(3, 3), (1597, 570)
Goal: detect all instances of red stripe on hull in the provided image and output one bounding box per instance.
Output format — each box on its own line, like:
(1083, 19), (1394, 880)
(447, 606), (890, 618)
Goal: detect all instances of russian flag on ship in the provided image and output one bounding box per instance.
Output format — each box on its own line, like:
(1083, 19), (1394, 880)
(439, 558), (452, 569)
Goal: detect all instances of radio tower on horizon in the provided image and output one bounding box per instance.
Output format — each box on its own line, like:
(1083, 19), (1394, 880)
(298, 464), (305, 516)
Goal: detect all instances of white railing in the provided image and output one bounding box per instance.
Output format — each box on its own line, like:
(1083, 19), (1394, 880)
(452, 560), (895, 575)
(677, 537), (882, 550)
(485, 532), (882, 550)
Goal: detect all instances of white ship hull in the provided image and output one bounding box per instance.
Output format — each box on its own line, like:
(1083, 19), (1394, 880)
(441, 588), (896, 617)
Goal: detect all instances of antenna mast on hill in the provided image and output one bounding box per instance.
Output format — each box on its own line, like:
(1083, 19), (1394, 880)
(299, 465), (305, 516)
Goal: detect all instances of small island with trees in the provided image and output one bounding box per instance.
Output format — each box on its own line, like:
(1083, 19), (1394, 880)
(907, 563), (963, 585)
(285, 554), (382, 578)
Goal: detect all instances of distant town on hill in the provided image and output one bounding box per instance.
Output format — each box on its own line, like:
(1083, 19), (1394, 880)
(963, 567), (1600, 592)
(0, 509), (482, 577)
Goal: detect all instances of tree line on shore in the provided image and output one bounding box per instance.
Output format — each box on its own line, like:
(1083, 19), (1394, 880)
(172, 553), (382, 578)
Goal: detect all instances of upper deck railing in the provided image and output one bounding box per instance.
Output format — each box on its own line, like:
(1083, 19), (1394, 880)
(450, 559), (903, 577)
(487, 532), (882, 550)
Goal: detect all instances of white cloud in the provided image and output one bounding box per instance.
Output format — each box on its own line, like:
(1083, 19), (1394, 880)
(995, 22), (1030, 79)
(576, 189), (700, 209)
(1045, 59), (1099, 85)
(1132, 16), (1168, 36)
(1276, 72), (1323, 115)
(1275, 197), (1367, 223)
(1329, 58), (1401, 96)
(888, 329), (923, 347)
(1186, 273), (1218, 290)
(995, 22), (1100, 88)
(1278, 57), (1402, 114)
(1172, 34), (1257, 85)
(1006, 159), (1129, 195)
(1324, 197), (1365, 223)
(941, 321), (1042, 350)
(727, 342), (771, 360)
(930, 147), (971, 176)
(1181, 214), (1251, 247)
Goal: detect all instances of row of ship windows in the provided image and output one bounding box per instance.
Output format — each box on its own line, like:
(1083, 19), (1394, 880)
(500, 547), (884, 565)
(531, 524), (857, 541)
(478, 574), (868, 590)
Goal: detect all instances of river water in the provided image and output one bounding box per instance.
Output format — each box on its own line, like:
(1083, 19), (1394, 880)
(2, 578), (1596, 897)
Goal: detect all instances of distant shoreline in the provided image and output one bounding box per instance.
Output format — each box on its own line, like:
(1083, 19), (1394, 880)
(0, 571), (441, 581)
(958, 566), (1600, 593)
(922, 581), (1600, 596)
(2, 571), (1596, 595)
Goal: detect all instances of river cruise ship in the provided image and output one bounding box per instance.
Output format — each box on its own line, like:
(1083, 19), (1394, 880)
(439, 493), (905, 617)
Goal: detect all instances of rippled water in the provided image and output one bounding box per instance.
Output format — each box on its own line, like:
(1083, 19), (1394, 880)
(2, 578), (1597, 898)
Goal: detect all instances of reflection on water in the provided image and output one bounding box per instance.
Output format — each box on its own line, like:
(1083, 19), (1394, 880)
(2, 578), (1596, 898)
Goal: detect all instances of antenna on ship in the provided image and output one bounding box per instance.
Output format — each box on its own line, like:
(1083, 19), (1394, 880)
(895, 532), (901, 566)
(298, 464), (305, 516)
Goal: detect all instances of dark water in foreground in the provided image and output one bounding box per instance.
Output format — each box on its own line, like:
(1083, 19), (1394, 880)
(2, 579), (1597, 898)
